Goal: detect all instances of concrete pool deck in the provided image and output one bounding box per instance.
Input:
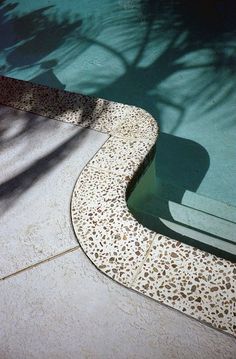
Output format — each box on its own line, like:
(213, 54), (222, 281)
(0, 105), (108, 278)
(1, 247), (236, 359)
(0, 76), (235, 353)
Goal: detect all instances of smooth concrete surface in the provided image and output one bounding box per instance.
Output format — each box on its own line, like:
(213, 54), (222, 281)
(1, 248), (236, 359)
(0, 105), (108, 278)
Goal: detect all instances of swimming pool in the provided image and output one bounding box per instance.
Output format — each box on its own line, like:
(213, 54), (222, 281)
(1, 0), (235, 259)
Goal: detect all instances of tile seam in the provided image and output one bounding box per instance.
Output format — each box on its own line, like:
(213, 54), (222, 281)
(1, 245), (81, 281)
(129, 232), (157, 287)
(1, 75), (235, 337)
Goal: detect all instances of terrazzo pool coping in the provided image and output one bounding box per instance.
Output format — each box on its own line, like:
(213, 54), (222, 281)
(0, 76), (235, 337)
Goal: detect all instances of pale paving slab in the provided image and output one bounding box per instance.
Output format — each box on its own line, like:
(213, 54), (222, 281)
(0, 105), (108, 278)
(0, 76), (235, 336)
(131, 235), (236, 335)
(1, 248), (236, 359)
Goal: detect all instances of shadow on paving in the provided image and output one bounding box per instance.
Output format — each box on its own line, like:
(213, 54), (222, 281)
(0, 0), (236, 254)
(0, 84), (108, 212)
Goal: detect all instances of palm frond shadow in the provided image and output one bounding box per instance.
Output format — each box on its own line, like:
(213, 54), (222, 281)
(0, 1), (108, 210)
(0, 0), (236, 236)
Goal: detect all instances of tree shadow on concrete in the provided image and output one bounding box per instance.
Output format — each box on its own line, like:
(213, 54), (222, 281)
(0, 1), (109, 211)
(0, 92), (106, 214)
(0, 109), (86, 213)
(0, 0), (236, 256)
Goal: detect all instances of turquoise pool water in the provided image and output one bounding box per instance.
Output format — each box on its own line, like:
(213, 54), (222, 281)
(1, 0), (235, 259)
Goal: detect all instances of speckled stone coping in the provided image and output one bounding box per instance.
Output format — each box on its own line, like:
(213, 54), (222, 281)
(0, 76), (235, 337)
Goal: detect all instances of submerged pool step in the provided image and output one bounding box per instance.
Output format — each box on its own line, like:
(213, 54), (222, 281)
(128, 177), (236, 259)
(129, 205), (236, 259)
(135, 195), (236, 244)
(153, 180), (236, 224)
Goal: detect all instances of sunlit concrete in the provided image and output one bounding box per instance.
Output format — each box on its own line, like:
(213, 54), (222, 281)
(0, 104), (235, 358)
(1, 248), (236, 359)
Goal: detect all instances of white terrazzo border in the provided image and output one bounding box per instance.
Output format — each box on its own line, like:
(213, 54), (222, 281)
(0, 76), (235, 336)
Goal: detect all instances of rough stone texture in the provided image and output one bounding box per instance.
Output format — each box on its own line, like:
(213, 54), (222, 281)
(1, 249), (236, 359)
(89, 137), (153, 176)
(132, 235), (236, 335)
(0, 76), (156, 138)
(71, 166), (156, 286)
(0, 76), (235, 337)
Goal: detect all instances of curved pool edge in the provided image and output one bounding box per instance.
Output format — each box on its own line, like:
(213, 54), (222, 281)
(0, 76), (235, 337)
